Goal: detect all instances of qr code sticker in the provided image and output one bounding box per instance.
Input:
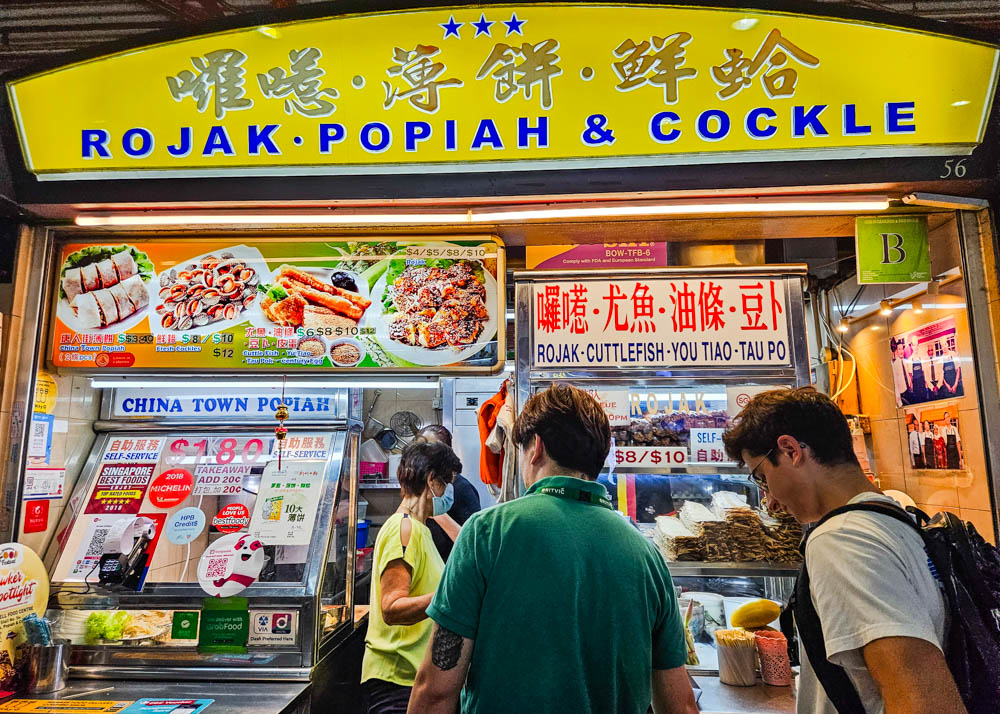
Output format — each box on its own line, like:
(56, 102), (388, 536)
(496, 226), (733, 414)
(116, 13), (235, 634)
(86, 526), (111, 557)
(32, 422), (46, 439)
(205, 557), (230, 579)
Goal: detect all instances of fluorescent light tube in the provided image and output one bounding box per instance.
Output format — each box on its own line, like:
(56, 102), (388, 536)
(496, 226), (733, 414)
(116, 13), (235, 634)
(89, 378), (440, 390)
(473, 199), (890, 222)
(74, 197), (891, 228)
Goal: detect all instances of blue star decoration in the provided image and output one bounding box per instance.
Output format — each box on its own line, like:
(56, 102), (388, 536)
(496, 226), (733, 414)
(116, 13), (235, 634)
(440, 15), (463, 39)
(472, 14), (495, 37)
(503, 12), (526, 36)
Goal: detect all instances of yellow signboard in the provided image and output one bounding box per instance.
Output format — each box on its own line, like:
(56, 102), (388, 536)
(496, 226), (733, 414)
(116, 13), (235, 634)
(7, 4), (999, 180)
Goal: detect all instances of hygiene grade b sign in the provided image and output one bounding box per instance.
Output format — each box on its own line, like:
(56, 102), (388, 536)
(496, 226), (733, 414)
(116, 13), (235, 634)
(530, 276), (793, 368)
(6, 4), (998, 180)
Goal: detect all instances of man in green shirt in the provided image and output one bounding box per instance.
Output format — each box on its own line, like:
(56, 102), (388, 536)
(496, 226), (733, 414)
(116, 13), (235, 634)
(408, 384), (698, 714)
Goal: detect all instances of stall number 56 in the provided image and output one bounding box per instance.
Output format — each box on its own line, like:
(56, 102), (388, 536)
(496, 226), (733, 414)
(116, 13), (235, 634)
(940, 159), (967, 178)
(166, 437), (265, 466)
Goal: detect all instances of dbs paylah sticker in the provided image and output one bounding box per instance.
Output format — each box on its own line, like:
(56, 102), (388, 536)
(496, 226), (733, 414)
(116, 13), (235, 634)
(197, 533), (264, 597)
(212, 504), (250, 534)
(148, 469), (194, 509)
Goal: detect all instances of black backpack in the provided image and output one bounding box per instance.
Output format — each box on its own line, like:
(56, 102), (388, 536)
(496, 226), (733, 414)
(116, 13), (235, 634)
(787, 501), (1000, 714)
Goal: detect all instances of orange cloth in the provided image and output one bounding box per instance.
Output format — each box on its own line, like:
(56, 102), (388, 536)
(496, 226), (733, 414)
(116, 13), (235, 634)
(478, 382), (508, 488)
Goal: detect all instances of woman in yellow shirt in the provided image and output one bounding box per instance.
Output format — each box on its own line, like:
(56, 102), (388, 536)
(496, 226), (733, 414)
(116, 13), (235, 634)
(362, 440), (462, 713)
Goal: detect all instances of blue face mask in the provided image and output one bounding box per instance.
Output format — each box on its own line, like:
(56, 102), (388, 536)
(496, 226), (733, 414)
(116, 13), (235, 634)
(432, 482), (455, 516)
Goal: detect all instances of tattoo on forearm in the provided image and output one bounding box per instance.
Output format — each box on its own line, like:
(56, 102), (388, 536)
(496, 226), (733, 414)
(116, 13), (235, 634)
(431, 626), (463, 671)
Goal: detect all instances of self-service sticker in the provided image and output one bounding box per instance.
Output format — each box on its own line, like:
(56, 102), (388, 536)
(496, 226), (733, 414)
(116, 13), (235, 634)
(165, 507), (206, 545)
(148, 469), (194, 509)
(212, 504), (249, 534)
(197, 533), (264, 598)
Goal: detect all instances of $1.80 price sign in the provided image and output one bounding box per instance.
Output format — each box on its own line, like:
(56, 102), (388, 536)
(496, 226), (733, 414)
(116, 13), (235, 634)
(166, 436), (270, 496)
(613, 446), (687, 466)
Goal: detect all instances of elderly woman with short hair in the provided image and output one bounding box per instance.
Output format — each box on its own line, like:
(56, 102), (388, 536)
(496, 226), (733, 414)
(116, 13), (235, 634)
(360, 440), (462, 713)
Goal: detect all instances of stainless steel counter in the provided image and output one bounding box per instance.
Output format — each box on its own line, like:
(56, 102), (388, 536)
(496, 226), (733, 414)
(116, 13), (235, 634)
(6, 680), (311, 714)
(694, 675), (796, 714)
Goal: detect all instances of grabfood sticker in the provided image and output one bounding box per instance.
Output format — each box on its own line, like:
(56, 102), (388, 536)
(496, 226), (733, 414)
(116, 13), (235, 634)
(197, 533), (263, 597)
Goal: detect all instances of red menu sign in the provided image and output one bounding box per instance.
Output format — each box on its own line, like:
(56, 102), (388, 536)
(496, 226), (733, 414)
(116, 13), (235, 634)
(532, 277), (792, 368)
(85, 463), (155, 514)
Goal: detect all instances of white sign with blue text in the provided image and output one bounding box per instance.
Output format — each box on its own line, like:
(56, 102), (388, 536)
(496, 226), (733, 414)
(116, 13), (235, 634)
(112, 387), (341, 420)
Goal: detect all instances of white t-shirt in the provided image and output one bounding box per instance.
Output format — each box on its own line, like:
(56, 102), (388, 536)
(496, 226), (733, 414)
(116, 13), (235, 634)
(797, 493), (947, 714)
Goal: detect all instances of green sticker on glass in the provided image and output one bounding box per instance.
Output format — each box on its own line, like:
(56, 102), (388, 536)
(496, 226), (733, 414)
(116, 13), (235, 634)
(855, 215), (931, 284)
(171, 610), (200, 640)
(198, 596), (249, 654)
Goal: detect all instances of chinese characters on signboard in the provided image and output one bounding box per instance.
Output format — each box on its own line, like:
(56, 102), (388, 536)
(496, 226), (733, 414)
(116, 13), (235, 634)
(164, 28), (820, 120)
(14, 5), (996, 178)
(532, 278), (790, 368)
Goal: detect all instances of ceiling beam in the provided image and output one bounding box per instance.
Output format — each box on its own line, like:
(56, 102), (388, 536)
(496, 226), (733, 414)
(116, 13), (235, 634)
(142, 0), (230, 21)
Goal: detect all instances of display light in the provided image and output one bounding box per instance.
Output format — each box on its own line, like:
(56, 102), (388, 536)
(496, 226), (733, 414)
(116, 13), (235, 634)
(879, 300), (892, 316)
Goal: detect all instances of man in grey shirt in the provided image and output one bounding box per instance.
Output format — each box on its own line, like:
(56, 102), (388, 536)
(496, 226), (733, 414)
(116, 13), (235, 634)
(723, 387), (965, 714)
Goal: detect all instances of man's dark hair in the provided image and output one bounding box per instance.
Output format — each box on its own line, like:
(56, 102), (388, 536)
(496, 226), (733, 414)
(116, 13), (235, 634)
(512, 384), (611, 480)
(722, 386), (859, 468)
(397, 441), (461, 497)
(416, 424), (452, 447)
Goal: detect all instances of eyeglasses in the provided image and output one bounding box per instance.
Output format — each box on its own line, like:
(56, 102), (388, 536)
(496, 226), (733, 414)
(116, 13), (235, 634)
(747, 442), (809, 490)
(748, 447), (775, 490)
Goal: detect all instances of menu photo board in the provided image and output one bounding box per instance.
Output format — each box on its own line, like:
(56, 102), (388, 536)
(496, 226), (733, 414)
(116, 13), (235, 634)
(50, 238), (504, 372)
(530, 276), (794, 369)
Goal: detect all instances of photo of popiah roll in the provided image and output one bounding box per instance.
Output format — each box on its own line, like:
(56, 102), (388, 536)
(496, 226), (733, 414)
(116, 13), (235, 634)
(58, 244), (154, 330)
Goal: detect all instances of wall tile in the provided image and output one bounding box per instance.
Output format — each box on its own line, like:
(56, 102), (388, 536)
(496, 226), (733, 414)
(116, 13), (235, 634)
(960, 508), (996, 543)
(68, 377), (100, 421)
(852, 342), (897, 420)
(955, 408), (991, 511)
(915, 502), (960, 518)
(904, 472), (959, 509)
(870, 417), (906, 476)
(877, 471), (906, 493)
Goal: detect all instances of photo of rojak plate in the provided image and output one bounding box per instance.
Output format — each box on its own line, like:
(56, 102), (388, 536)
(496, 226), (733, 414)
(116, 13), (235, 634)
(258, 265), (372, 330)
(387, 261), (489, 349)
(367, 251), (499, 367)
(154, 247), (263, 333)
(58, 244), (155, 331)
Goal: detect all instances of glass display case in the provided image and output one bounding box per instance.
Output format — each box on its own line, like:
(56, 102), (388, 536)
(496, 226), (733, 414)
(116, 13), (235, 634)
(515, 266), (809, 674)
(41, 385), (363, 682)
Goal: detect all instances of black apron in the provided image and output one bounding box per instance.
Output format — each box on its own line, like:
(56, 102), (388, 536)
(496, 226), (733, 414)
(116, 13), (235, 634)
(911, 360), (928, 402)
(924, 434), (936, 468)
(946, 432), (960, 470)
(943, 358), (959, 397)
